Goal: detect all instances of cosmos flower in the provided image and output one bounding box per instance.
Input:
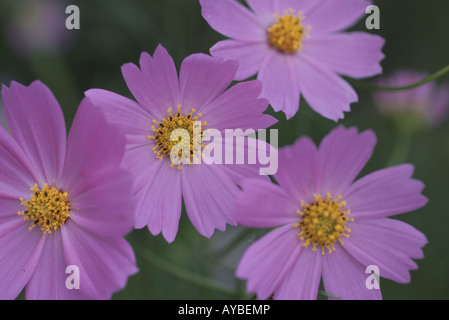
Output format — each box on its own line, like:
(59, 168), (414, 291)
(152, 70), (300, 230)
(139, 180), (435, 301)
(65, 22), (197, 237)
(0, 81), (137, 300)
(233, 126), (428, 300)
(200, 0), (385, 120)
(85, 45), (277, 242)
(374, 70), (449, 132)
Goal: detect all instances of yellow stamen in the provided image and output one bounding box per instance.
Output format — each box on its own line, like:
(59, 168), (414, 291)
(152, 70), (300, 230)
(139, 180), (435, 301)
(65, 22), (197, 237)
(267, 9), (310, 54)
(147, 105), (206, 170)
(293, 193), (353, 255)
(18, 184), (70, 234)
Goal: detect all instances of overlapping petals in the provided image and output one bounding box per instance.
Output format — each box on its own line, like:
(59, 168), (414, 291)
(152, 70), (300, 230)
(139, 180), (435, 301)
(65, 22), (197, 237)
(233, 126), (428, 300)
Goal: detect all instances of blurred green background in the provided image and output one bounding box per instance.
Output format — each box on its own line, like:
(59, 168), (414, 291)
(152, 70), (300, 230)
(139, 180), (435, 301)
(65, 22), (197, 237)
(1, 0), (449, 300)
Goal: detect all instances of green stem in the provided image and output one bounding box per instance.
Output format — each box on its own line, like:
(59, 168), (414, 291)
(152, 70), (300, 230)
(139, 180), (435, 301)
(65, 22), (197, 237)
(386, 133), (412, 167)
(351, 64), (449, 91)
(319, 291), (340, 299)
(135, 246), (238, 298)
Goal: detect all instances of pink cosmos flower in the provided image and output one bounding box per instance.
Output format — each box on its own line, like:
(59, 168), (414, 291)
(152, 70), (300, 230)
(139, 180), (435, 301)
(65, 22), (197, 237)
(200, 0), (385, 120)
(374, 70), (449, 129)
(0, 81), (137, 300)
(233, 126), (428, 300)
(85, 45), (277, 243)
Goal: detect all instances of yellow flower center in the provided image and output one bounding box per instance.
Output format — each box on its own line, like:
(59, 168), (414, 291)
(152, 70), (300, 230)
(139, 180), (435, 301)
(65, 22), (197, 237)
(294, 193), (353, 255)
(267, 9), (310, 54)
(18, 184), (70, 234)
(147, 105), (207, 170)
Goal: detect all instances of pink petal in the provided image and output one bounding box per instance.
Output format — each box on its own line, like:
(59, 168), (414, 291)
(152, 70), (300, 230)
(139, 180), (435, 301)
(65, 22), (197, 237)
(61, 221), (138, 300)
(318, 126), (376, 197)
(303, 32), (385, 79)
(344, 218), (427, 283)
(236, 225), (302, 300)
(121, 45), (180, 119)
(68, 169), (134, 238)
(179, 53), (238, 113)
(304, 0), (371, 35)
(274, 246), (322, 300)
(60, 99), (127, 193)
(84, 88), (158, 193)
(245, 0), (276, 25)
(274, 136), (320, 204)
(203, 80), (276, 131)
(247, 0), (317, 25)
(84, 89), (152, 142)
(343, 164), (428, 219)
(210, 40), (270, 81)
(123, 140), (161, 195)
(25, 230), (88, 300)
(215, 137), (275, 184)
(0, 216), (45, 300)
(429, 84), (449, 125)
(258, 52), (300, 119)
(182, 164), (238, 238)
(200, 0), (266, 41)
(233, 178), (298, 228)
(0, 126), (38, 203)
(135, 162), (182, 243)
(1, 81), (66, 186)
(322, 245), (382, 300)
(292, 55), (358, 121)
